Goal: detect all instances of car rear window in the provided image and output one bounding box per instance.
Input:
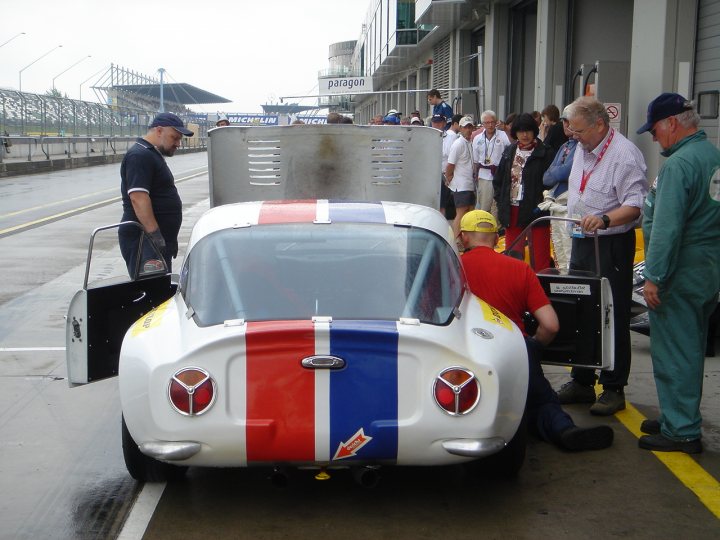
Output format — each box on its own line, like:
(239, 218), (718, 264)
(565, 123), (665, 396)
(180, 223), (463, 326)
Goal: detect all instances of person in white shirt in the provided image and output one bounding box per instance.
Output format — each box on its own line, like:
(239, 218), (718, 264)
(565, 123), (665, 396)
(472, 110), (510, 211)
(445, 116), (477, 239)
(433, 114), (457, 217)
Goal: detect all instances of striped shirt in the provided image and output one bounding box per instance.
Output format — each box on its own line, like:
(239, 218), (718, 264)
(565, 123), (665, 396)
(567, 128), (648, 234)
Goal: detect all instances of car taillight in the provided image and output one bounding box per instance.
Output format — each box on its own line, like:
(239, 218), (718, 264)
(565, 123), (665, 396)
(433, 367), (480, 415)
(168, 367), (216, 416)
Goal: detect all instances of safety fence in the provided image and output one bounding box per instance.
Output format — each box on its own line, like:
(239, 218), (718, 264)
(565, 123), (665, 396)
(0, 135), (207, 164)
(0, 89), (206, 138)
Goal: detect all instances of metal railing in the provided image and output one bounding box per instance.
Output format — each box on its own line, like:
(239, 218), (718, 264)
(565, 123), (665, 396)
(0, 135), (207, 164)
(0, 88), (207, 139)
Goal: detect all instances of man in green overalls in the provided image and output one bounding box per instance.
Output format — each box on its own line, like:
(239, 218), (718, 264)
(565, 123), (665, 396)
(637, 92), (720, 454)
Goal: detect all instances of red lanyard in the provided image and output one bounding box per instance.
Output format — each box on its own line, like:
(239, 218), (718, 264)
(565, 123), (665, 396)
(579, 129), (614, 194)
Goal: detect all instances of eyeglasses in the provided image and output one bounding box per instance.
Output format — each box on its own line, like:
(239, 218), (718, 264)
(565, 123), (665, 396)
(567, 124), (589, 135)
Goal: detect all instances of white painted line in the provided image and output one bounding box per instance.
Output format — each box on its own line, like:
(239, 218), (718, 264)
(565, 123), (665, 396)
(0, 347), (66, 351)
(117, 482), (167, 540)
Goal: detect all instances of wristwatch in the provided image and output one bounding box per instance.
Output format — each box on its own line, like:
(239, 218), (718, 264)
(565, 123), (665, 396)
(601, 214), (611, 229)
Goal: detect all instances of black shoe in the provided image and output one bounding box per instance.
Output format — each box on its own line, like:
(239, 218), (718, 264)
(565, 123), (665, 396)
(638, 433), (702, 454)
(557, 380), (597, 404)
(559, 425), (614, 451)
(590, 389), (625, 416)
(640, 419), (661, 434)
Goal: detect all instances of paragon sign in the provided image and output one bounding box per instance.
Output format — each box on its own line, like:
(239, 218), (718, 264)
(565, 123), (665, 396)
(319, 76), (373, 95)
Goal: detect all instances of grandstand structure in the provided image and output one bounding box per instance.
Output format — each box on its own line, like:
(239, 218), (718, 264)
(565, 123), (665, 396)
(0, 64), (230, 138)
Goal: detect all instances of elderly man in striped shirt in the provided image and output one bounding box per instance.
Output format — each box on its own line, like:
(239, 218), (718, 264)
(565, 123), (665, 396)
(557, 97), (648, 416)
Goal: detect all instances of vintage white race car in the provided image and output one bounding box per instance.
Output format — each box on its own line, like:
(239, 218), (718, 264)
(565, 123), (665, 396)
(66, 126), (612, 484)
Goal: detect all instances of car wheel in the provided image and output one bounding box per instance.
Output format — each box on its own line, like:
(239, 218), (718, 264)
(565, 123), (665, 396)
(491, 414), (527, 477)
(468, 414), (527, 480)
(121, 416), (187, 482)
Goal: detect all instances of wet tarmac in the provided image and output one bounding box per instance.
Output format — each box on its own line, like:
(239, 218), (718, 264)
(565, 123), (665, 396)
(0, 156), (718, 539)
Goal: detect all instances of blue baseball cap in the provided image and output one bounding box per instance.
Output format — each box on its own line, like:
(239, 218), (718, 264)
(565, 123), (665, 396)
(149, 112), (194, 136)
(636, 92), (692, 134)
(383, 115), (400, 125)
(431, 114), (446, 123)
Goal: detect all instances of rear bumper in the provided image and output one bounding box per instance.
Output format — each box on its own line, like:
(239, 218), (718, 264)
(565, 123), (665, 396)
(140, 441), (202, 461)
(441, 437), (506, 457)
(139, 437), (508, 464)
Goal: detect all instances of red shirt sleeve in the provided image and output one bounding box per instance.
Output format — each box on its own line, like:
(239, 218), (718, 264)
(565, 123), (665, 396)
(524, 265), (550, 314)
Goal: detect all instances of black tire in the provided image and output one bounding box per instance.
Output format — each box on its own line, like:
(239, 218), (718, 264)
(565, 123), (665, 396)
(468, 414), (527, 480)
(491, 414), (527, 477)
(121, 415), (188, 482)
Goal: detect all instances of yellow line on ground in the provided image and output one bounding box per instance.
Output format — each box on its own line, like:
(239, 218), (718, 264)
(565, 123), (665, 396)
(0, 197), (119, 235)
(614, 402), (720, 519)
(0, 170), (207, 236)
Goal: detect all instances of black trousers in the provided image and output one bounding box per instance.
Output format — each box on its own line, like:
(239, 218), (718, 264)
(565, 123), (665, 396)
(569, 229), (635, 389)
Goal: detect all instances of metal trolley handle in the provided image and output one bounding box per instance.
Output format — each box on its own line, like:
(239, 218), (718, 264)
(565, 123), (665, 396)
(504, 216), (602, 278)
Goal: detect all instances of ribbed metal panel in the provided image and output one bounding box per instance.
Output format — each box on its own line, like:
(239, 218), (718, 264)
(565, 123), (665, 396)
(695, 0), (720, 144)
(432, 36), (451, 90)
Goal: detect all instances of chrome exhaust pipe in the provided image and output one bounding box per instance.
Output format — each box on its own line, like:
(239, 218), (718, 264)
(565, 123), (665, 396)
(269, 467), (289, 488)
(352, 466), (381, 488)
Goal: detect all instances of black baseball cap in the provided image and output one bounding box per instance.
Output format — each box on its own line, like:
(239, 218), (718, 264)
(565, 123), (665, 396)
(149, 112), (194, 136)
(636, 93), (692, 134)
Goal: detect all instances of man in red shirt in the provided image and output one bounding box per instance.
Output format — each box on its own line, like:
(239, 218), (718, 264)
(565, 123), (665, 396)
(459, 210), (613, 451)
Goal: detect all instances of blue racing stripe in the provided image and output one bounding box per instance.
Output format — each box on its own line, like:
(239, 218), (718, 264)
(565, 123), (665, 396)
(328, 201), (386, 223)
(329, 320), (398, 462)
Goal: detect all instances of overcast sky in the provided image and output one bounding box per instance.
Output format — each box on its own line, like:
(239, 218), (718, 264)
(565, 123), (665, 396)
(0, 0), (370, 113)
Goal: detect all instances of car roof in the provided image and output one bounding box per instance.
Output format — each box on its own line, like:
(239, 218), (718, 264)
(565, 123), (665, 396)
(187, 199), (453, 253)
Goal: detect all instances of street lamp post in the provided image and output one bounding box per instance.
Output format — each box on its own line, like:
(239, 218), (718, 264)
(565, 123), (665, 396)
(0, 32), (26, 49)
(18, 44), (62, 93)
(79, 66), (107, 102)
(52, 55), (91, 92)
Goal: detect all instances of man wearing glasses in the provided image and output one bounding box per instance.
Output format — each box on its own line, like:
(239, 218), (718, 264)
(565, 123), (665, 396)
(472, 110), (510, 212)
(556, 97), (648, 416)
(636, 93), (720, 453)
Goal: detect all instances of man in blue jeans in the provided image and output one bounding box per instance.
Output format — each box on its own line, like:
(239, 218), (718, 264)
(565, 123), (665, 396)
(459, 210), (613, 451)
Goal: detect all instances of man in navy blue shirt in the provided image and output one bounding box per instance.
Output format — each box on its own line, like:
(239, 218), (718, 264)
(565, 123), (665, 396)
(119, 112), (194, 276)
(427, 89), (453, 130)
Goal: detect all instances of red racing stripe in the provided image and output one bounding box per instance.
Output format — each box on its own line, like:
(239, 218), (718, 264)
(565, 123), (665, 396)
(245, 320), (316, 462)
(258, 200), (317, 224)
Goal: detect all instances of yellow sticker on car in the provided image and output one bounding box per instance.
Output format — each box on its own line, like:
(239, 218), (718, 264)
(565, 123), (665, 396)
(131, 300), (170, 336)
(477, 298), (513, 330)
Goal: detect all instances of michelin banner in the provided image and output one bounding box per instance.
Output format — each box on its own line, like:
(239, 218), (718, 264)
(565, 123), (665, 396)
(318, 77), (373, 95)
(228, 114), (279, 126)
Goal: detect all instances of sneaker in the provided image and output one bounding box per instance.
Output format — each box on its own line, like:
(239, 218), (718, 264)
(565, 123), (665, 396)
(559, 425), (614, 451)
(638, 433), (702, 454)
(590, 389), (626, 416)
(557, 380), (596, 404)
(640, 419), (661, 434)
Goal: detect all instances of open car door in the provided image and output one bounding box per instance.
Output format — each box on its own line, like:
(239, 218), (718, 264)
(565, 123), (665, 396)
(66, 223), (176, 386)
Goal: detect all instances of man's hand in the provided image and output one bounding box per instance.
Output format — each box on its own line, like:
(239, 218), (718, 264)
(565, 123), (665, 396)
(580, 214), (605, 234)
(147, 229), (166, 254)
(643, 279), (661, 310)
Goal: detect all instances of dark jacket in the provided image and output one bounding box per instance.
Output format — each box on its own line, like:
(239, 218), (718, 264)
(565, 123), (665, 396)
(543, 122), (569, 153)
(493, 140), (555, 228)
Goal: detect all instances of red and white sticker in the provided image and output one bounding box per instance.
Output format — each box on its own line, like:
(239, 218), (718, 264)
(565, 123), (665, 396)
(333, 428), (373, 460)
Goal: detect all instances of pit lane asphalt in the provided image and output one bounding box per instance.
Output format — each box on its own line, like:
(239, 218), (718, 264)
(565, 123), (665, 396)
(0, 156), (718, 539)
